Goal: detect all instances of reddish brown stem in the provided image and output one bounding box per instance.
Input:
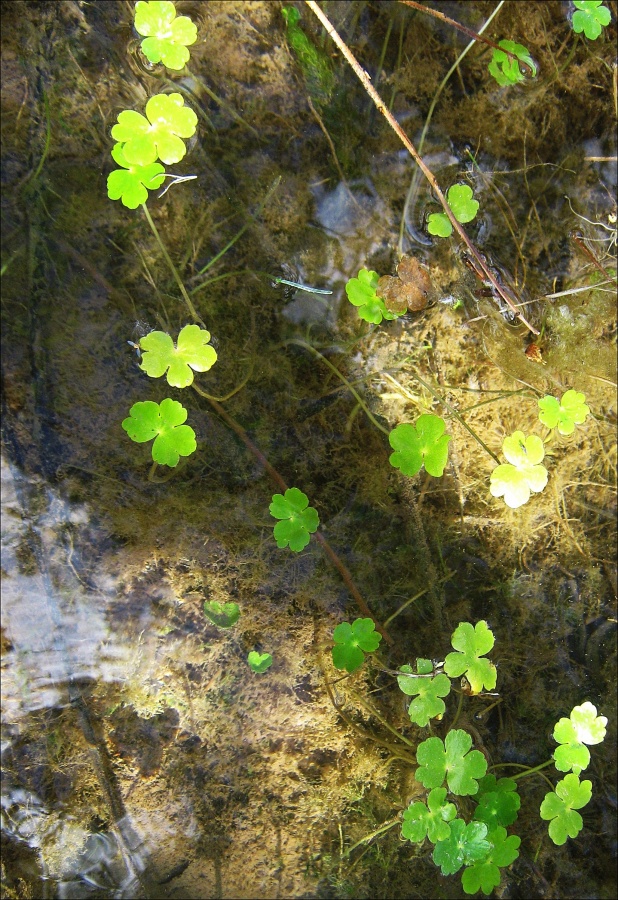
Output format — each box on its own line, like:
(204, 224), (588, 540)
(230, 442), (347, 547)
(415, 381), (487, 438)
(199, 391), (392, 643)
(305, 0), (538, 335)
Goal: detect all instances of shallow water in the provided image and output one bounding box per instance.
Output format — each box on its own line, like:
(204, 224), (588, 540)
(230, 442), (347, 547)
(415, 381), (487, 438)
(1, 2), (616, 898)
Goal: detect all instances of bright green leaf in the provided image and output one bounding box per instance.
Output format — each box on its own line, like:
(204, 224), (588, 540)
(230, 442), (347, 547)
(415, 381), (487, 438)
(427, 184), (479, 238)
(402, 787), (457, 844)
(111, 93), (198, 166)
(203, 600), (240, 628)
(247, 651), (272, 673)
(332, 618), (382, 674)
(432, 819), (490, 876)
(345, 268), (399, 324)
(490, 431), (548, 508)
(572, 1), (611, 40)
(540, 773), (592, 845)
(134, 1), (197, 70)
(538, 390), (590, 435)
(488, 40), (537, 86)
(122, 398), (197, 467)
(139, 324), (217, 387)
(552, 702), (608, 773)
(416, 729), (487, 796)
(444, 621), (497, 695)
(389, 415), (451, 478)
(473, 776), (521, 829)
(427, 212), (452, 237)
(397, 664), (451, 726)
(107, 143), (165, 208)
(461, 827), (521, 895)
(269, 488), (319, 552)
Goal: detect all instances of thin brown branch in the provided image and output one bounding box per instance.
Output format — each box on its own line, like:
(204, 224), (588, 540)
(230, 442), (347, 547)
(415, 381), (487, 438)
(305, 0), (539, 335)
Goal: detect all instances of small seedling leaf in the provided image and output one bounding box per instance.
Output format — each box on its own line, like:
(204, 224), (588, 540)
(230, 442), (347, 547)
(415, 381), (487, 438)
(444, 621), (497, 695)
(416, 729), (487, 796)
(247, 651), (272, 673)
(389, 415), (451, 478)
(397, 664), (451, 726)
(488, 40), (537, 86)
(432, 819), (490, 876)
(135, 1), (197, 70)
(427, 184), (479, 237)
(111, 93), (198, 166)
(538, 390), (590, 434)
(461, 827), (521, 895)
(139, 324), (217, 387)
(121, 398), (196, 467)
(203, 600), (240, 628)
(427, 213), (452, 237)
(572, 1), (611, 40)
(332, 618), (382, 673)
(402, 787), (457, 844)
(269, 488), (319, 551)
(345, 268), (399, 324)
(490, 431), (548, 508)
(473, 776), (521, 829)
(107, 143), (165, 208)
(540, 773), (592, 845)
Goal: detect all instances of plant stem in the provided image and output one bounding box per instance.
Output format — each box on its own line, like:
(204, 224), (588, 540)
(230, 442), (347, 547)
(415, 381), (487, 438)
(305, 0), (538, 335)
(201, 392), (391, 642)
(141, 202), (203, 325)
(342, 816), (401, 858)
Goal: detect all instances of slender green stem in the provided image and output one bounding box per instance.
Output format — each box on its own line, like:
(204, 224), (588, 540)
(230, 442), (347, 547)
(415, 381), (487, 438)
(351, 692), (417, 749)
(141, 203), (202, 325)
(509, 759), (554, 781)
(383, 570), (455, 626)
(449, 691), (465, 730)
(343, 816), (401, 858)
(284, 339), (390, 436)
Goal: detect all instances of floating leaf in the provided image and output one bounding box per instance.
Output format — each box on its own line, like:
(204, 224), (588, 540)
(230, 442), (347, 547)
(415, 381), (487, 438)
(552, 702), (608, 774)
(203, 600), (240, 628)
(345, 268), (399, 324)
(397, 663), (451, 726)
(444, 621), (497, 695)
(432, 819), (490, 876)
(247, 651), (273, 673)
(571, 1), (611, 40)
(461, 827), (521, 895)
(121, 398), (196, 467)
(416, 729), (487, 796)
(269, 488), (319, 552)
(427, 184), (479, 238)
(402, 787), (457, 844)
(134, 1), (197, 70)
(473, 776), (521, 829)
(139, 324), (217, 388)
(389, 415), (452, 478)
(111, 93), (198, 166)
(107, 143), (165, 209)
(488, 40), (537, 86)
(490, 431), (548, 508)
(540, 773), (592, 845)
(332, 618), (382, 674)
(538, 390), (590, 435)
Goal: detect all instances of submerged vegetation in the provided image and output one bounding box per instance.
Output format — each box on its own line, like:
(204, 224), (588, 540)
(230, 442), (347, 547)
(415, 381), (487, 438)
(1, 1), (616, 898)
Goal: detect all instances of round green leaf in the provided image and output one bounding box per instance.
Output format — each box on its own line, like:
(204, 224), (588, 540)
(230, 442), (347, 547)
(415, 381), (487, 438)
(140, 324), (217, 387)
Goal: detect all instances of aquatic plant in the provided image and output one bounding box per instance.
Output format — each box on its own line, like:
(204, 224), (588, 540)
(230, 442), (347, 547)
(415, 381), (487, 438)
(416, 729), (488, 795)
(121, 399), (196, 467)
(111, 93), (198, 166)
(489, 431), (548, 508)
(427, 184), (479, 238)
(538, 389), (590, 435)
(247, 651), (273, 673)
(134, 0), (197, 70)
(138, 325), (218, 388)
(107, 144), (165, 208)
(397, 659), (451, 726)
(345, 268), (400, 324)
(281, 5), (334, 103)
(443, 621), (497, 694)
(332, 617), (382, 673)
(571, 0), (612, 40)
(203, 600), (240, 628)
(488, 40), (537, 86)
(269, 488), (319, 551)
(389, 415), (451, 478)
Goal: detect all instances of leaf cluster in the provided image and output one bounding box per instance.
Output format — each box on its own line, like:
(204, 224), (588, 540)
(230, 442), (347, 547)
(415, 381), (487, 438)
(345, 268), (401, 324)
(135, 1), (197, 70)
(269, 488), (319, 551)
(427, 184), (479, 238)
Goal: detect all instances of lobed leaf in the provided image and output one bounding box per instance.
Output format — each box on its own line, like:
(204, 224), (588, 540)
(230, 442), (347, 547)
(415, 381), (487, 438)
(416, 729), (487, 796)
(269, 488), (319, 552)
(488, 40), (537, 86)
(444, 621), (497, 695)
(389, 415), (451, 478)
(402, 787), (457, 844)
(332, 618), (382, 673)
(345, 268), (399, 324)
(397, 664), (451, 726)
(540, 773), (592, 845)
(139, 324), (217, 388)
(538, 390), (590, 435)
(247, 651), (273, 673)
(111, 93), (198, 166)
(490, 431), (548, 508)
(135, 1), (197, 70)
(203, 600), (240, 628)
(572, 1), (611, 40)
(121, 398), (197, 467)
(107, 143), (165, 208)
